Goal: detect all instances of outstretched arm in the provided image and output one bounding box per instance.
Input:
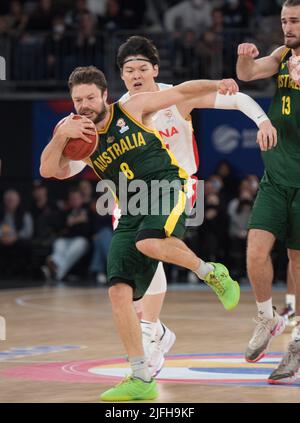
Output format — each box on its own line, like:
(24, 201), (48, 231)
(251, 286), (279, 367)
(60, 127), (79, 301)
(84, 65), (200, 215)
(214, 92), (277, 151)
(177, 90), (277, 152)
(123, 79), (238, 116)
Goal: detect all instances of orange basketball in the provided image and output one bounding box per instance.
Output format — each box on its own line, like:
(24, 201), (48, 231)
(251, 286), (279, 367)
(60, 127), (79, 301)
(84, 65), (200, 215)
(54, 115), (97, 160)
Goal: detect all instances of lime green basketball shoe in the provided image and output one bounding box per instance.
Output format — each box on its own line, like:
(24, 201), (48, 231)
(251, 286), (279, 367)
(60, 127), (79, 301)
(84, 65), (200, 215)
(100, 376), (158, 401)
(204, 263), (240, 311)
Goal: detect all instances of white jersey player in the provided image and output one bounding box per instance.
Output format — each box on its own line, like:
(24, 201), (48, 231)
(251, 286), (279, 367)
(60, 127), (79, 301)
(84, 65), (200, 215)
(115, 36), (276, 377)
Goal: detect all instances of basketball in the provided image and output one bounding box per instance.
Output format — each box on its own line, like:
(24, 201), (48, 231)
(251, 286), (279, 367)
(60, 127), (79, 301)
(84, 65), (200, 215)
(54, 115), (97, 160)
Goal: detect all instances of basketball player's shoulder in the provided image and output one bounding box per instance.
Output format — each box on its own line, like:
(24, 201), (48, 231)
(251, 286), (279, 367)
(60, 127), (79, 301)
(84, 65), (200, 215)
(118, 92), (130, 104)
(272, 45), (290, 61)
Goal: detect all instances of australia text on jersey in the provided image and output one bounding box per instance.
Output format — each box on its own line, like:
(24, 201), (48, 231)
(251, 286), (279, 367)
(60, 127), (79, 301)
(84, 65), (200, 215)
(95, 175), (204, 227)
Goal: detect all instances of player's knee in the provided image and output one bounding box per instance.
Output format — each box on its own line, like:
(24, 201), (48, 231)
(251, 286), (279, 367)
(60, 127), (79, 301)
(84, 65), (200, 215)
(247, 242), (269, 267)
(108, 284), (132, 306)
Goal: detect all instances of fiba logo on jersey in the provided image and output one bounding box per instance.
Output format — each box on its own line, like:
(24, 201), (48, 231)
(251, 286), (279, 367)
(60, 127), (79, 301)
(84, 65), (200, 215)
(0, 316), (6, 340)
(0, 57), (6, 80)
(212, 125), (240, 153)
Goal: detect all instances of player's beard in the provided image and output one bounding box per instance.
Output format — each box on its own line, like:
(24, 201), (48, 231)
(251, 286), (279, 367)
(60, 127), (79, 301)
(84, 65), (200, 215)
(285, 35), (300, 49)
(93, 104), (108, 124)
(80, 104), (108, 124)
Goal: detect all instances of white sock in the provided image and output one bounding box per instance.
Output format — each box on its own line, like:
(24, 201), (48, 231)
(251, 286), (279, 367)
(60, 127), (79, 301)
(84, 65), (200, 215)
(129, 356), (151, 382)
(286, 294), (296, 312)
(256, 298), (273, 319)
(194, 259), (214, 280)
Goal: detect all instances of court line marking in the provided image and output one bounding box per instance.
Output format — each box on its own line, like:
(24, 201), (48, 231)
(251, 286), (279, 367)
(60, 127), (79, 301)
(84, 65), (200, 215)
(13, 289), (250, 320)
(11, 286), (286, 320)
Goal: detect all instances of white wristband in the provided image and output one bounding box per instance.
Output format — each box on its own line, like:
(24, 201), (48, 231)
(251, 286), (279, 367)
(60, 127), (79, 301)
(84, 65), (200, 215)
(214, 92), (269, 127)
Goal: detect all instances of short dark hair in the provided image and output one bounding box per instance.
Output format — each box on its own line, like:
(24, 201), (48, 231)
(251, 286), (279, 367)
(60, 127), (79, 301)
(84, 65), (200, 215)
(68, 66), (107, 94)
(117, 36), (160, 69)
(283, 0), (300, 7)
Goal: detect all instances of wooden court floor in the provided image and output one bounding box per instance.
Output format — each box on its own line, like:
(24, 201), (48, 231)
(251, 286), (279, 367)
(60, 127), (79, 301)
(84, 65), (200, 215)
(0, 286), (299, 403)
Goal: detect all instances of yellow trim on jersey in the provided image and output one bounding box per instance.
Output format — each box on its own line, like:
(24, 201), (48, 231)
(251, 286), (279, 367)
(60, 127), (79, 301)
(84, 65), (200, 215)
(281, 48), (291, 63)
(97, 104), (115, 134)
(155, 130), (189, 181)
(164, 190), (186, 237)
(118, 101), (157, 134)
(118, 101), (189, 180)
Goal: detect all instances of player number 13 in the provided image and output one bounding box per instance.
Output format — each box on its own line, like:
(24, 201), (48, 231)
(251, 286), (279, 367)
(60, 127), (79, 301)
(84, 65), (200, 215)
(282, 96), (291, 115)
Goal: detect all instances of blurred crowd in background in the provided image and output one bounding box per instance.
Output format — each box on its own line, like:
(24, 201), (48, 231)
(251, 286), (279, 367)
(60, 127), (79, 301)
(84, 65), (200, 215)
(0, 0), (284, 90)
(0, 161), (288, 286)
(0, 1), (289, 286)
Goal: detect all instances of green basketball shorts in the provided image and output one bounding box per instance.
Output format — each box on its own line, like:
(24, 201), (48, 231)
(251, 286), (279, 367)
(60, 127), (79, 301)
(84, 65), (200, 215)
(107, 185), (188, 299)
(248, 172), (300, 250)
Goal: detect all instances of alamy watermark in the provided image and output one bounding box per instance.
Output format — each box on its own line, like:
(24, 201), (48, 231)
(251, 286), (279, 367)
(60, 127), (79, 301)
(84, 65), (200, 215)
(95, 174), (204, 227)
(0, 57), (6, 80)
(0, 316), (6, 340)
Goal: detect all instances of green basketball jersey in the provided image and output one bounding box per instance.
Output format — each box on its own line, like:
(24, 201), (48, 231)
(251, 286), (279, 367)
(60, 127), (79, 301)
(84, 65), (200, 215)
(262, 48), (300, 187)
(89, 102), (188, 199)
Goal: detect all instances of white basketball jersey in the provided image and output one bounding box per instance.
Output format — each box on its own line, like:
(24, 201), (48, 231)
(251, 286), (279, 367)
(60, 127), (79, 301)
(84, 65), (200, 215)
(119, 83), (199, 176)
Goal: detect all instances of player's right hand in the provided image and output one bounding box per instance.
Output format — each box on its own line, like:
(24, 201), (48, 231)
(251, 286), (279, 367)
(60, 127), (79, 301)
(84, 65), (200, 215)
(57, 113), (96, 143)
(237, 43), (259, 58)
(256, 120), (277, 151)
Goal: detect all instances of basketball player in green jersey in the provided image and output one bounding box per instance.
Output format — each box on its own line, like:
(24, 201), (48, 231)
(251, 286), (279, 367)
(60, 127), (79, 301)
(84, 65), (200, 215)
(41, 69), (244, 401)
(117, 35), (279, 379)
(237, 0), (300, 384)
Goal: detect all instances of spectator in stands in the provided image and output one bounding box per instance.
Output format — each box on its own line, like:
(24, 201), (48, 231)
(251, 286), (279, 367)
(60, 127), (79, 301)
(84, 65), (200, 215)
(215, 160), (239, 203)
(6, 0), (28, 38)
(119, 0), (146, 29)
(222, 0), (249, 29)
(31, 183), (61, 254)
(99, 0), (123, 32)
(0, 15), (9, 37)
(227, 186), (254, 278)
(78, 179), (95, 207)
(245, 174), (259, 197)
(27, 0), (54, 31)
(194, 27), (223, 78)
(45, 189), (91, 282)
(171, 29), (198, 79)
(221, 0), (250, 76)
(88, 188), (113, 285)
(164, 0), (213, 37)
(197, 192), (229, 263)
(0, 189), (33, 278)
(75, 11), (103, 68)
(204, 178), (221, 196)
(44, 14), (72, 79)
(87, 0), (106, 18)
(65, 0), (90, 30)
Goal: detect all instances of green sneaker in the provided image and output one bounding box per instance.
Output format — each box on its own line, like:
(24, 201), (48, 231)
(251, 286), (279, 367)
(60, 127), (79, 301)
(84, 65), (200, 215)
(204, 263), (240, 311)
(100, 376), (158, 401)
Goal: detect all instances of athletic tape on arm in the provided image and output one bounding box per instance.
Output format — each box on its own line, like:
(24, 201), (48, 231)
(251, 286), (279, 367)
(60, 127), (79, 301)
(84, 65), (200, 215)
(215, 92), (269, 127)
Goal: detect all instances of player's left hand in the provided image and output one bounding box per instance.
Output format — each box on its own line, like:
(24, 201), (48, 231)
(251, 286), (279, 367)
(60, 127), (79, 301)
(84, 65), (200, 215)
(257, 120), (277, 151)
(217, 79), (239, 95)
